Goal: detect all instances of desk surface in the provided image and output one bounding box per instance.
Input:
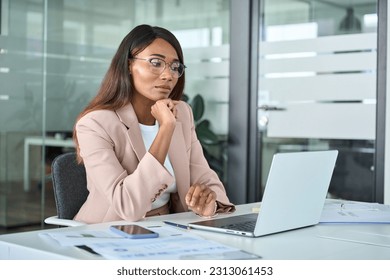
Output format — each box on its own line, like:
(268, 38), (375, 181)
(1, 202), (390, 260)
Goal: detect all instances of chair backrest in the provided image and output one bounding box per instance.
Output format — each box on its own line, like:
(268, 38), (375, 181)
(51, 152), (89, 219)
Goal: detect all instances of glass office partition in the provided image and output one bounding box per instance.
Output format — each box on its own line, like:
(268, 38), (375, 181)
(0, 0), (230, 231)
(258, 0), (378, 202)
(0, 0), (47, 227)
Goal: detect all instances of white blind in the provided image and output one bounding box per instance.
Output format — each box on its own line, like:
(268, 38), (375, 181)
(184, 45), (229, 135)
(259, 33), (377, 140)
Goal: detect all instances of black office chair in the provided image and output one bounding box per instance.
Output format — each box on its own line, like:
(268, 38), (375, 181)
(44, 152), (89, 227)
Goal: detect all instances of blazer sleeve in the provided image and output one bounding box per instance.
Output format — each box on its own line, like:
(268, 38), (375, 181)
(181, 102), (236, 214)
(76, 112), (174, 222)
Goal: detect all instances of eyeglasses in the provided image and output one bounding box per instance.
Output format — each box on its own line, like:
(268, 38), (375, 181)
(132, 57), (186, 78)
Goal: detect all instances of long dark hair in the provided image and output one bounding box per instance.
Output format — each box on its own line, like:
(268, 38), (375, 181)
(74, 24), (185, 162)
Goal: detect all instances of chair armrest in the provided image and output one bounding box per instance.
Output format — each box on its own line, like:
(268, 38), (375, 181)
(44, 216), (86, 227)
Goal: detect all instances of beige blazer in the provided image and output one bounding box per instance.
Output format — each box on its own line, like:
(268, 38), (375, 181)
(74, 101), (235, 224)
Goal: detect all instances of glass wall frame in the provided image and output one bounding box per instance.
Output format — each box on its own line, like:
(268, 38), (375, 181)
(227, 0), (386, 204)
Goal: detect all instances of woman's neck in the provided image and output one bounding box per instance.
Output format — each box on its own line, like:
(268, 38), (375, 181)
(131, 98), (155, 125)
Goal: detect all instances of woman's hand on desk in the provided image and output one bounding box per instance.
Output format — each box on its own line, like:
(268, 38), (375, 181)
(185, 184), (217, 218)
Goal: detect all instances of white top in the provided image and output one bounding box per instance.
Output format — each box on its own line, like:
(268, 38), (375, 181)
(139, 122), (177, 209)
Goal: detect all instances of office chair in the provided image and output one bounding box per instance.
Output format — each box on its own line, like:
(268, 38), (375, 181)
(44, 152), (88, 227)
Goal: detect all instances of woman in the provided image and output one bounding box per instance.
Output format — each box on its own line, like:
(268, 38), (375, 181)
(73, 24), (235, 224)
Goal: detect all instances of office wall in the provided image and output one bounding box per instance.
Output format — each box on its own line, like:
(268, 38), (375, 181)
(254, 0), (380, 203)
(227, 0), (382, 205)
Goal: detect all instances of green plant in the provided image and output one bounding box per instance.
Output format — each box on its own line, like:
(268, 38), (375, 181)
(183, 94), (226, 180)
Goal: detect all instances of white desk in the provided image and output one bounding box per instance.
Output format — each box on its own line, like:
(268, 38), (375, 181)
(1, 203), (390, 260)
(23, 136), (75, 191)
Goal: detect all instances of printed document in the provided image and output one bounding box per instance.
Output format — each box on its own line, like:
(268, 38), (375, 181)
(40, 225), (260, 260)
(320, 200), (390, 223)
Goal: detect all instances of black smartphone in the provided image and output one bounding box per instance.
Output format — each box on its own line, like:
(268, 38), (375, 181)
(109, 224), (159, 239)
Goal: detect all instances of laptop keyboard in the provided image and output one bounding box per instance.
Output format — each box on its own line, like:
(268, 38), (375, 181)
(221, 220), (256, 232)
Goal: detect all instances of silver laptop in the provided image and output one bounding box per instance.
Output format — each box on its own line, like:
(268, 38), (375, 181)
(188, 150), (338, 237)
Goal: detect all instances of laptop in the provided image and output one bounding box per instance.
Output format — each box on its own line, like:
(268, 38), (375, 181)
(188, 150), (338, 237)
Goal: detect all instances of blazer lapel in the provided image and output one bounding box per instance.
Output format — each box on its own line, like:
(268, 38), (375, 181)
(169, 121), (190, 211)
(115, 103), (146, 161)
(117, 103), (188, 210)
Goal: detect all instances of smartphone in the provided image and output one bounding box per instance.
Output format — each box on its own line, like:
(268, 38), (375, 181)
(109, 224), (159, 239)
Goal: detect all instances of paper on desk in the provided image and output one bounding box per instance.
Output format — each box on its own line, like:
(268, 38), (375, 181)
(40, 230), (127, 246)
(320, 201), (390, 223)
(90, 236), (259, 260)
(41, 226), (261, 260)
(40, 225), (186, 246)
(318, 229), (390, 248)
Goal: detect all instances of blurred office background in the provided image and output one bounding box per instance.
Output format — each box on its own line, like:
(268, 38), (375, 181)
(0, 0), (388, 232)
